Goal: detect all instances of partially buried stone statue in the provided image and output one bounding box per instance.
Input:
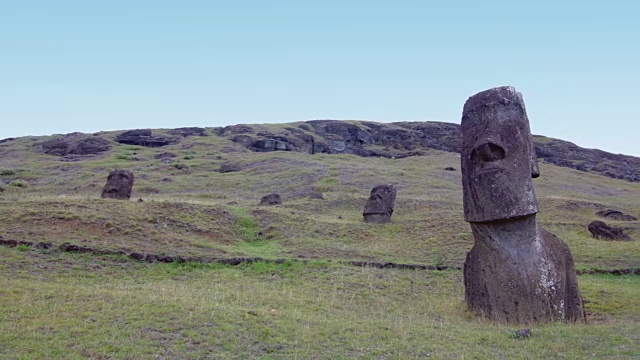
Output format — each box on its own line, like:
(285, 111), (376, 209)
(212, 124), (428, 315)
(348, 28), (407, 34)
(363, 185), (396, 224)
(101, 169), (134, 200)
(461, 86), (584, 323)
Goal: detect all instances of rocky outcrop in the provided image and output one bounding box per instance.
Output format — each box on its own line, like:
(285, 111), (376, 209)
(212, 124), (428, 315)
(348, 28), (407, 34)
(533, 137), (640, 182)
(38, 133), (111, 156)
(595, 209), (638, 221)
(73, 137), (112, 155)
(213, 124), (254, 136)
(115, 129), (176, 147)
(168, 127), (208, 137)
(587, 220), (632, 241)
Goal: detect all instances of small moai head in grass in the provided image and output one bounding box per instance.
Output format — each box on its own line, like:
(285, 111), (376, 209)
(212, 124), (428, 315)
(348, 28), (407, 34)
(259, 193), (282, 206)
(101, 169), (134, 200)
(461, 86), (540, 222)
(363, 184), (396, 224)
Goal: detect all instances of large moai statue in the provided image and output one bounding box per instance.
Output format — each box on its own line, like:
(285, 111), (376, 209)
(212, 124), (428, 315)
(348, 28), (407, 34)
(461, 86), (584, 323)
(101, 169), (134, 200)
(363, 185), (396, 223)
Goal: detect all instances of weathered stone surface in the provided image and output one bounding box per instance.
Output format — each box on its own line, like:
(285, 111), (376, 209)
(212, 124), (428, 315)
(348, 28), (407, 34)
(461, 87), (539, 222)
(595, 209), (638, 221)
(363, 185), (396, 224)
(461, 86), (584, 324)
(72, 137), (111, 155)
(464, 217), (584, 323)
(214, 124), (254, 135)
(101, 169), (134, 200)
(168, 127), (207, 137)
(259, 193), (282, 206)
(115, 129), (175, 147)
(587, 220), (631, 240)
(251, 138), (294, 152)
(38, 133), (112, 157)
(41, 138), (71, 156)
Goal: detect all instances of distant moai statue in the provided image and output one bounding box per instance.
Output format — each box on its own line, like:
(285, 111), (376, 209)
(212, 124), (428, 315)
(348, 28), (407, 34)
(363, 185), (396, 223)
(259, 193), (282, 206)
(101, 169), (134, 200)
(461, 86), (584, 323)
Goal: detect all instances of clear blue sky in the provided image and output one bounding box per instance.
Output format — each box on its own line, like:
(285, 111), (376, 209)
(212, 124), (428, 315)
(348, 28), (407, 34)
(2, 1), (639, 156)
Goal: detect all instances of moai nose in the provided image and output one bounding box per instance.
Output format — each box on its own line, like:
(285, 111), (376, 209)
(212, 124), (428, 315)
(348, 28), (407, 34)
(470, 141), (506, 163)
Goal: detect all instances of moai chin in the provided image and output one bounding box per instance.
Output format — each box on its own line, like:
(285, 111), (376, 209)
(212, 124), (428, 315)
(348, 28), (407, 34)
(101, 169), (134, 200)
(461, 86), (584, 323)
(363, 184), (396, 224)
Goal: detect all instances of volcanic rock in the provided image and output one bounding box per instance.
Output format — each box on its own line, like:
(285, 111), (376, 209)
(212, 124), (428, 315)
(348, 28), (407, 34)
(587, 220), (631, 240)
(115, 129), (175, 147)
(595, 209), (638, 221)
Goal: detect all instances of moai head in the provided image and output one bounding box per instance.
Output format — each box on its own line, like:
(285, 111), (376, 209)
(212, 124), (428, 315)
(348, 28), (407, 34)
(363, 184), (397, 223)
(101, 169), (134, 200)
(461, 86), (539, 222)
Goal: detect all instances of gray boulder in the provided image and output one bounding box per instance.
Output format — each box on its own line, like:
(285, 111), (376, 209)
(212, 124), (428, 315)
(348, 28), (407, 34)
(587, 220), (631, 240)
(115, 129), (175, 148)
(595, 209), (638, 221)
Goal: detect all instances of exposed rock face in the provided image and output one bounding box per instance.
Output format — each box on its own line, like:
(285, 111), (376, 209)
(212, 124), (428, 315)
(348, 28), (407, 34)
(73, 137), (111, 155)
(39, 133), (111, 156)
(115, 129), (175, 147)
(587, 220), (631, 240)
(212, 120), (640, 182)
(461, 86), (584, 324)
(168, 127), (208, 137)
(363, 185), (396, 224)
(251, 138), (294, 152)
(101, 169), (134, 200)
(534, 137), (640, 182)
(41, 138), (70, 156)
(259, 193), (281, 206)
(595, 209), (638, 221)
(213, 124), (254, 135)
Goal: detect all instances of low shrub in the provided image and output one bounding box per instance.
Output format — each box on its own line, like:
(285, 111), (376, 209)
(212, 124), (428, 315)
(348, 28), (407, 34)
(9, 179), (28, 188)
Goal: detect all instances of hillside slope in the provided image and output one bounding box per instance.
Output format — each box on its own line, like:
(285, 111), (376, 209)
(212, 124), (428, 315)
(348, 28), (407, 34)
(4, 120), (637, 182)
(1, 121), (638, 269)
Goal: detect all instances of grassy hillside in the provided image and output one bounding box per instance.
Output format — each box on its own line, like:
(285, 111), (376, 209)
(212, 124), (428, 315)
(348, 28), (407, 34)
(1, 124), (639, 358)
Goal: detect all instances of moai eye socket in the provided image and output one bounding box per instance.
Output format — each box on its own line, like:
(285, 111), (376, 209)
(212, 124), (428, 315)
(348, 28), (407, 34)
(470, 142), (506, 163)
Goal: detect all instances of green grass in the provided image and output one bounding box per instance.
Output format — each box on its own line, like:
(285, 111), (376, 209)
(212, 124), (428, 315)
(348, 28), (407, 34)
(0, 249), (638, 359)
